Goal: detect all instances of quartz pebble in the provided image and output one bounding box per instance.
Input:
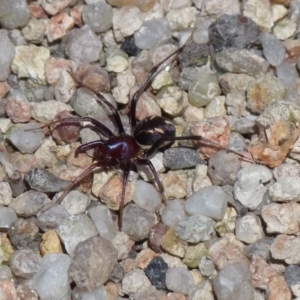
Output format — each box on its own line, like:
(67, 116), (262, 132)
(56, 214), (98, 257)
(61, 190), (90, 215)
(0, 30), (16, 81)
(174, 214), (216, 243)
(165, 267), (194, 295)
(213, 263), (255, 300)
(64, 25), (103, 64)
(88, 204), (117, 241)
(233, 165), (273, 210)
(133, 180), (162, 212)
(185, 186), (227, 221)
(32, 253), (71, 300)
(161, 199), (188, 227)
(122, 269), (152, 296)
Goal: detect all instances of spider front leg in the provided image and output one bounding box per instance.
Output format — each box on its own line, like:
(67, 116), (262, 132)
(42, 160), (118, 212)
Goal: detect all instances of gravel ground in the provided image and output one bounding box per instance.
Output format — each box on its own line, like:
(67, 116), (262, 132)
(0, 0), (300, 299)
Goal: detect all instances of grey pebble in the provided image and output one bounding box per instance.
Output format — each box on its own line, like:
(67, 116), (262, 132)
(9, 190), (50, 218)
(163, 147), (205, 170)
(122, 203), (155, 241)
(207, 150), (241, 186)
(244, 237), (275, 260)
(0, 207), (17, 230)
(69, 236), (118, 291)
(25, 167), (70, 193)
(6, 124), (44, 154)
(185, 186), (227, 221)
(0, 30), (16, 81)
(9, 248), (40, 279)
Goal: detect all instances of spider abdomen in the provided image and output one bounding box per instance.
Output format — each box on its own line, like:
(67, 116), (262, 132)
(133, 116), (176, 149)
(100, 135), (140, 160)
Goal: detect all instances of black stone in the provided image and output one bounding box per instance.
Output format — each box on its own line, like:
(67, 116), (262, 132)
(121, 35), (141, 57)
(144, 256), (168, 290)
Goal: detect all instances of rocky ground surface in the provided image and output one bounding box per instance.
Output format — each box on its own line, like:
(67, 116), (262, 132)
(0, 0), (300, 299)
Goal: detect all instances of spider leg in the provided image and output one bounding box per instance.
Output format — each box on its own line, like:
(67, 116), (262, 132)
(135, 158), (166, 204)
(68, 71), (126, 136)
(143, 135), (259, 164)
(41, 160), (118, 212)
(130, 30), (195, 128)
(119, 160), (132, 230)
(29, 117), (114, 138)
(74, 140), (105, 157)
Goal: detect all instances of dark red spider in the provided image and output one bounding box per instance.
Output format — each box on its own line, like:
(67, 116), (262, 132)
(43, 33), (254, 229)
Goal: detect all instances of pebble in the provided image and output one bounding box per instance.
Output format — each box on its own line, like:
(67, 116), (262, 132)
(56, 214), (98, 257)
(111, 231), (133, 260)
(22, 19), (46, 43)
(185, 186), (227, 221)
(202, 0), (240, 15)
(36, 204), (70, 232)
(121, 35), (141, 57)
(270, 234), (300, 264)
(207, 236), (249, 269)
(159, 170), (187, 199)
(188, 68), (221, 108)
(69, 236), (118, 291)
(8, 218), (39, 249)
(72, 286), (108, 300)
(179, 42), (209, 68)
(132, 180), (162, 212)
(113, 6), (143, 42)
(9, 190), (50, 218)
(165, 267), (194, 295)
(213, 263), (255, 300)
(0, 280), (17, 299)
(134, 18), (172, 49)
(0, 0), (31, 29)
(233, 164), (273, 210)
(166, 7), (197, 31)
(6, 124), (44, 154)
(156, 86), (188, 117)
(161, 199), (187, 227)
(174, 214), (216, 243)
(88, 204), (117, 241)
(246, 74), (286, 113)
(198, 256), (215, 277)
(244, 237), (274, 261)
(261, 32), (286, 66)
(107, 0), (157, 12)
(25, 167), (70, 193)
(0, 182), (12, 206)
(64, 25), (103, 64)
(122, 203), (155, 241)
(284, 265), (300, 297)
(31, 100), (73, 123)
(5, 93), (31, 123)
(0, 30), (15, 81)
(235, 213), (264, 244)
(122, 269), (152, 296)
(60, 190), (90, 215)
(277, 59), (299, 88)
(243, 0), (273, 32)
(204, 96), (227, 118)
(0, 207), (17, 230)
(266, 275), (292, 300)
(273, 17), (297, 40)
(40, 230), (63, 255)
(284, 39), (300, 63)
(9, 248), (40, 279)
(208, 14), (260, 52)
(144, 256), (168, 290)
(269, 176), (300, 201)
(207, 150), (241, 186)
(161, 227), (187, 258)
(149, 223), (169, 253)
(163, 147), (204, 170)
(11, 45), (50, 85)
(32, 253), (71, 299)
(83, 2), (112, 33)
(215, 48), (269, 76)
(189, 280), (214, 300)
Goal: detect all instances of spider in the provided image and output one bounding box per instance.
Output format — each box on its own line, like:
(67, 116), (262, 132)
(41, 32), (255, 229)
